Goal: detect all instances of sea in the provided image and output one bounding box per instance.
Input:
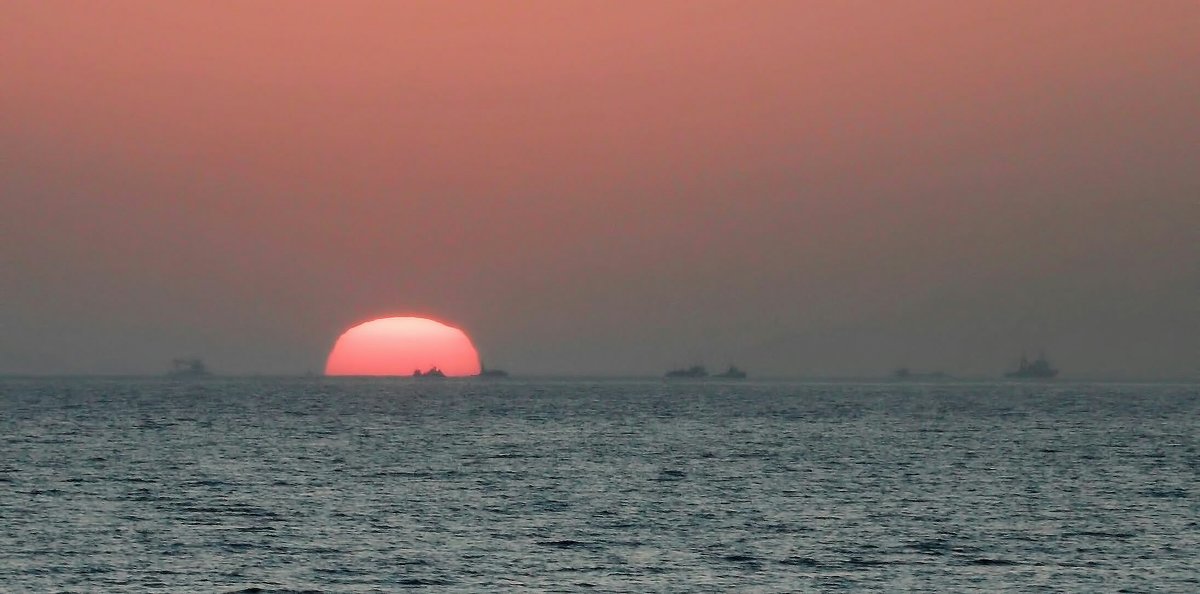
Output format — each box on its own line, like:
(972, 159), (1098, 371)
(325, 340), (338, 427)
(1, 378), (1196, 592)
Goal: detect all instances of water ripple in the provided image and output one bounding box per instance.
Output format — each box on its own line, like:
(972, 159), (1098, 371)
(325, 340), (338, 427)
(1, 378), (1196, 591)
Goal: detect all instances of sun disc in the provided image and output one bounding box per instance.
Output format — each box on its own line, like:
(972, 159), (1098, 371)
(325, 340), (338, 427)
(324, 316), (481, 377)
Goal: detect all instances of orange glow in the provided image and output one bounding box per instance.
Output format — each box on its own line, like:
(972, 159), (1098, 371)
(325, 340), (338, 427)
(324, 317), (481, 377)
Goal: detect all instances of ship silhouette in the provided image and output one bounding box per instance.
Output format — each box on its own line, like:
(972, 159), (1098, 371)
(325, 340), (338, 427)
(477, 361), (509, 378)
(413, 366), (446, 378)
(713, 365), (748, 379)
(167, 358), (210, 379)
(893, 368), (947, 380)
(1006, 353), (1059, 379)
(665, 364), (748, 379)
(665, 365), (708, 378)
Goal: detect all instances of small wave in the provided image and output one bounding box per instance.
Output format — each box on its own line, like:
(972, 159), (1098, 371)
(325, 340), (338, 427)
(223, 589), (324, 594)
(77, 564), (115, 574)
(24, 488), (64, 496)
(969, 558), (1020, 566)
(395, 577), (454, 586)
(370, 470), (434, 479)
(763, 522), (811, 534)
(908, 539), (953, 555)
(536, 539), (594, 549)
(845, 557), (891, 567)
(656, 469), (687, 480)
(531, 499), (570, 512)
(175, 505), (281, 518)
(313, 566), (369, 576)
(393, 558), (431, 567)
(1070, 530), (1137, 539)
(178, 517), (223, 526)
(1142, 487), (1188, 499)
(732, 451), (772, 459)
(1058, 560), (1103, 568)
(779, 556), (819, 567)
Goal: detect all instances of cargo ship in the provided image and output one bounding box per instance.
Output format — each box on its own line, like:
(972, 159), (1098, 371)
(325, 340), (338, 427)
(665, 364), (748, 379)
(665, 365), (708, 378)
(713, 365), (748, 379)
(1005, 353), (1059, 379)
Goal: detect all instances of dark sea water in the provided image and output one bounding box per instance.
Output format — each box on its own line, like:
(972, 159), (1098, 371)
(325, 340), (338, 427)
(1, 378), (1197, 592)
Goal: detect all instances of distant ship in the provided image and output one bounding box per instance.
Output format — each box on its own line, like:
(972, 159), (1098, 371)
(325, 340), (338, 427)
(167, 358), (210, 379)
(713, 365), (748, 379)
(477, 361), (509, 378)
(1006, 353), (1059, 379)
(413, 366), (446, 378)
(893, 368), (947, 380)
(665, 365), (708, 378)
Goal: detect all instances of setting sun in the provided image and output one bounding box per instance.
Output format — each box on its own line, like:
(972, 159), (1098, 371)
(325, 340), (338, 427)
(324, 317), (481, 377)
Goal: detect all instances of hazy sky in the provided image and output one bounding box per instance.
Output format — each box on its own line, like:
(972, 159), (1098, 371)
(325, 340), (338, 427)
(2, 2), (1197, 378)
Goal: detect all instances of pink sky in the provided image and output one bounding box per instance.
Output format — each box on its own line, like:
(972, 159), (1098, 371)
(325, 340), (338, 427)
(2, 2), (1196, 377)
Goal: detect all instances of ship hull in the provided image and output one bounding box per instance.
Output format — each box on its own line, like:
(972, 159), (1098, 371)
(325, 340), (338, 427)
(1005, 370), (1059, 379)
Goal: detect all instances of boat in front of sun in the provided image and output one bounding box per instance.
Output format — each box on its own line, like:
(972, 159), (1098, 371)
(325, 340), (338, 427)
(413, 366), (447, 378)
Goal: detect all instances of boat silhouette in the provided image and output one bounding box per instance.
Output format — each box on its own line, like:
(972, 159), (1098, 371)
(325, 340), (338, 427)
(713, 365), (748, 379)
(665, 364), (748, 379)
(1005, 353), (1058, 379)
(665, 365), (708, 378)
(413, 366), (446, 378)
(167, 358), (210, 379)
(893, 368), (947, 380)
(477, 361), (509, 378)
